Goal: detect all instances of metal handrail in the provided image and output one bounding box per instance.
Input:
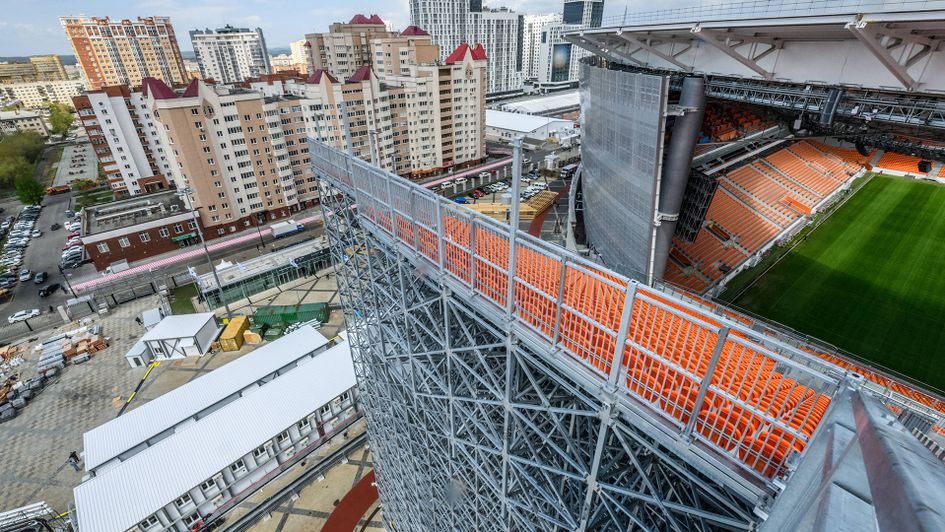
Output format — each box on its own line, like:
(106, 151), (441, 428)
(312, 139), (849, 487)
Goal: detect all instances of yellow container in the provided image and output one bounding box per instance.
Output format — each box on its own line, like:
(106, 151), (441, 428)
(219, 315), (250, 352)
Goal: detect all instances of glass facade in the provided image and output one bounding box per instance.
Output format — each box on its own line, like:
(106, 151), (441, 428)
(201, 247), (332, 309)
(579, 61), (668, 280)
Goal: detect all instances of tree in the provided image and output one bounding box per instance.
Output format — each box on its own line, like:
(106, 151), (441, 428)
(15, 176), (44, 205)
(0, 131), (45, 164)
(46, 103), (75, 137)
(0, 155), (34, 188)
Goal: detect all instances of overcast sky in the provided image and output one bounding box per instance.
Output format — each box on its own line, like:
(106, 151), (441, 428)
(1, 0), (707, 56)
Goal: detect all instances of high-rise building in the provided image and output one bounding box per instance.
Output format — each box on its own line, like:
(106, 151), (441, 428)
(60, 16), (187, 91)
(533, 0), (603, 89)
(522, 13), (561, 80)
(0, 55), (68, 84)
(297, 22), (486, 176)
(189, 25), (271, 84)
(73, 85), (175, 197)
(303, 15), (398, 82)
(409, 2), (524, 95)
(562, 0), (605, 26)
(290, 39), (308, 73)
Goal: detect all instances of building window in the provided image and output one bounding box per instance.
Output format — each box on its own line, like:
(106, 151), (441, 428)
(188, 221), (197, 230)
(199, 479), (216, 493)
(158, 227), (169, 238)
(230, 459), (247, 475)
(96, 243), (109, 253)
(319, 404), (331, 417)
(253, 445), (268, 460)
(139, 232), (151, 243)
(297, 418), (310, 433)
(277, 430), (290, 446)
(138, 515), (159, 531)
(173, 224), (183, 234)
(182, 513), (201, 527)
(118, 237), (130, 248)
(340, 391), (351, 404)
(174, 493), (193, 509)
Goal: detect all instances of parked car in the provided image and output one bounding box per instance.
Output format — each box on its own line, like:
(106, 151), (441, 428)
(39, 283), (61, 297)
(8, 309), (40, 324)
(30, 230), (41, 238)
(33, 272), (47, 284)
(50, 223), (61, 231)
(18, 270), (32, 282)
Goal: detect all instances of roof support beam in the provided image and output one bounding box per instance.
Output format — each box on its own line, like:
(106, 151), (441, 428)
(689, 26), (776, 80)
(845, 19), (925, 91)
(617, 32), (694, 72)
(577, 34), (644, 66)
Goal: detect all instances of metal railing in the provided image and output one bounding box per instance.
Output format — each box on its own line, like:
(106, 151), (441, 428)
(311, 139), (847, 487)
(600, 0), (945, 28)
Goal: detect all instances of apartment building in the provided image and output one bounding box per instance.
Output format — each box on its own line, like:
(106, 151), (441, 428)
(303, 15), (398, 82)
(289, 39), (308, 73)
(522, 13), (562, 81)
(73, 84), (174, 197)
(60, 15), (188, 90)
(74, 327), (360, 532)
(0, 110), (48, 135)
(0, 55), (68, 84)
(471, 8), (525, 95)
(190, 25), (271, 84)
(408, 1), (524, 95)
(292, 22), (486, 177)
(1, 79), (86, 108)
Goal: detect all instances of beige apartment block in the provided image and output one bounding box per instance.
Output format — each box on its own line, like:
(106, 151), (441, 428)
(61, 16), (187, 90)
(0, 54), (68, 84)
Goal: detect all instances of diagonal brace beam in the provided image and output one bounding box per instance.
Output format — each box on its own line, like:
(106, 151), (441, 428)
(618, 32), (694, 72)
(690, 26), (775, 80)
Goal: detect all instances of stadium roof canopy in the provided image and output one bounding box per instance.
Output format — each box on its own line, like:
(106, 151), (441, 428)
(565, 0), (945, 94)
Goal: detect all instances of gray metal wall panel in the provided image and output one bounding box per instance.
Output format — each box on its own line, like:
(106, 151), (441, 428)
(579, 62), (666, 280)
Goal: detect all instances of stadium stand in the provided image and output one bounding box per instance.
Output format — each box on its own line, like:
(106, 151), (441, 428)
(702, 103), (771, 141)
(876, 151), (928, 174)
(667, 140), (867, 292)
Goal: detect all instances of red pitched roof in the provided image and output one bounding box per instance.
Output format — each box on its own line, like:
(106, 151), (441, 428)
(303, 41), (312, 48)
(141, 77), (177, 100)
(346, 64), (372, 83)
(445, 43), (472, 65)
(350, 14), (384, 25)
(306, 69), (339, 84)
(472, 43), (487, 60)
(401, 25), (429, 36)
(181, 78), (199, 97)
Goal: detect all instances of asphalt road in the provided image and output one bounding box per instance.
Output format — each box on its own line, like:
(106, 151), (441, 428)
(0, 192), (76, 335)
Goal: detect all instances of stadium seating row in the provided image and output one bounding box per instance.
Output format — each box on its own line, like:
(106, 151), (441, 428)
(667, 141), (866, 292)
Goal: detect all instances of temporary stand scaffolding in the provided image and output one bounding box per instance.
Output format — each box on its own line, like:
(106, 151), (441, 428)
(311, 138), (945, 530)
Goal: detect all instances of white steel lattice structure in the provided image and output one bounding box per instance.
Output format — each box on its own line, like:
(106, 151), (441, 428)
(311, 138), (877, 530)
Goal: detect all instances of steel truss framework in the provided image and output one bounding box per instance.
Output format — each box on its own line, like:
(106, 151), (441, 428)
(319, 185), (758, 531)
(576, 56), (945, 131)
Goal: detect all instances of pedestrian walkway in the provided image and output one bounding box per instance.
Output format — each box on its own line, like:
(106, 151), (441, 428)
(73, 212), (324, 292)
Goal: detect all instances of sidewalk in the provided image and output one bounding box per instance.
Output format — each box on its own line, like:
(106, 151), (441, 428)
(72, 209), (324, 290)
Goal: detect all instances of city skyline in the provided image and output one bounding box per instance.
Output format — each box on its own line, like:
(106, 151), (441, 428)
(1, 0), (703, 56)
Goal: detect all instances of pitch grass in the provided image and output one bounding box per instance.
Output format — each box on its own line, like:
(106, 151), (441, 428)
(722, 175), (945, 392)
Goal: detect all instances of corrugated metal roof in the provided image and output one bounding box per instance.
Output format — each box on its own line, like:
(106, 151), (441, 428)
(82, 326), (330, 471)
(499, 90), (580, 114)
(486, 109), (573, 135)
(74, 331), (355, 532)
(139, 312), (216, 342)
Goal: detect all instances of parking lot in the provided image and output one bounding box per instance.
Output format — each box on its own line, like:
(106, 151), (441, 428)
(52, 142), (96, 189)
(0, 192), (95, 338)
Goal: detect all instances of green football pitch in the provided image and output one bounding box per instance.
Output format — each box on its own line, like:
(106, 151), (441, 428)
(722, 174), (945, 392)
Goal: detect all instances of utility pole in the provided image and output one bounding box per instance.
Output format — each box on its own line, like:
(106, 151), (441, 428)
(176, 187), (233, 320)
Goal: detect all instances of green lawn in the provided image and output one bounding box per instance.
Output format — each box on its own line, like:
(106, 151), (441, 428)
(723, 175), (945, 391)
(170, 283), (199, 314)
